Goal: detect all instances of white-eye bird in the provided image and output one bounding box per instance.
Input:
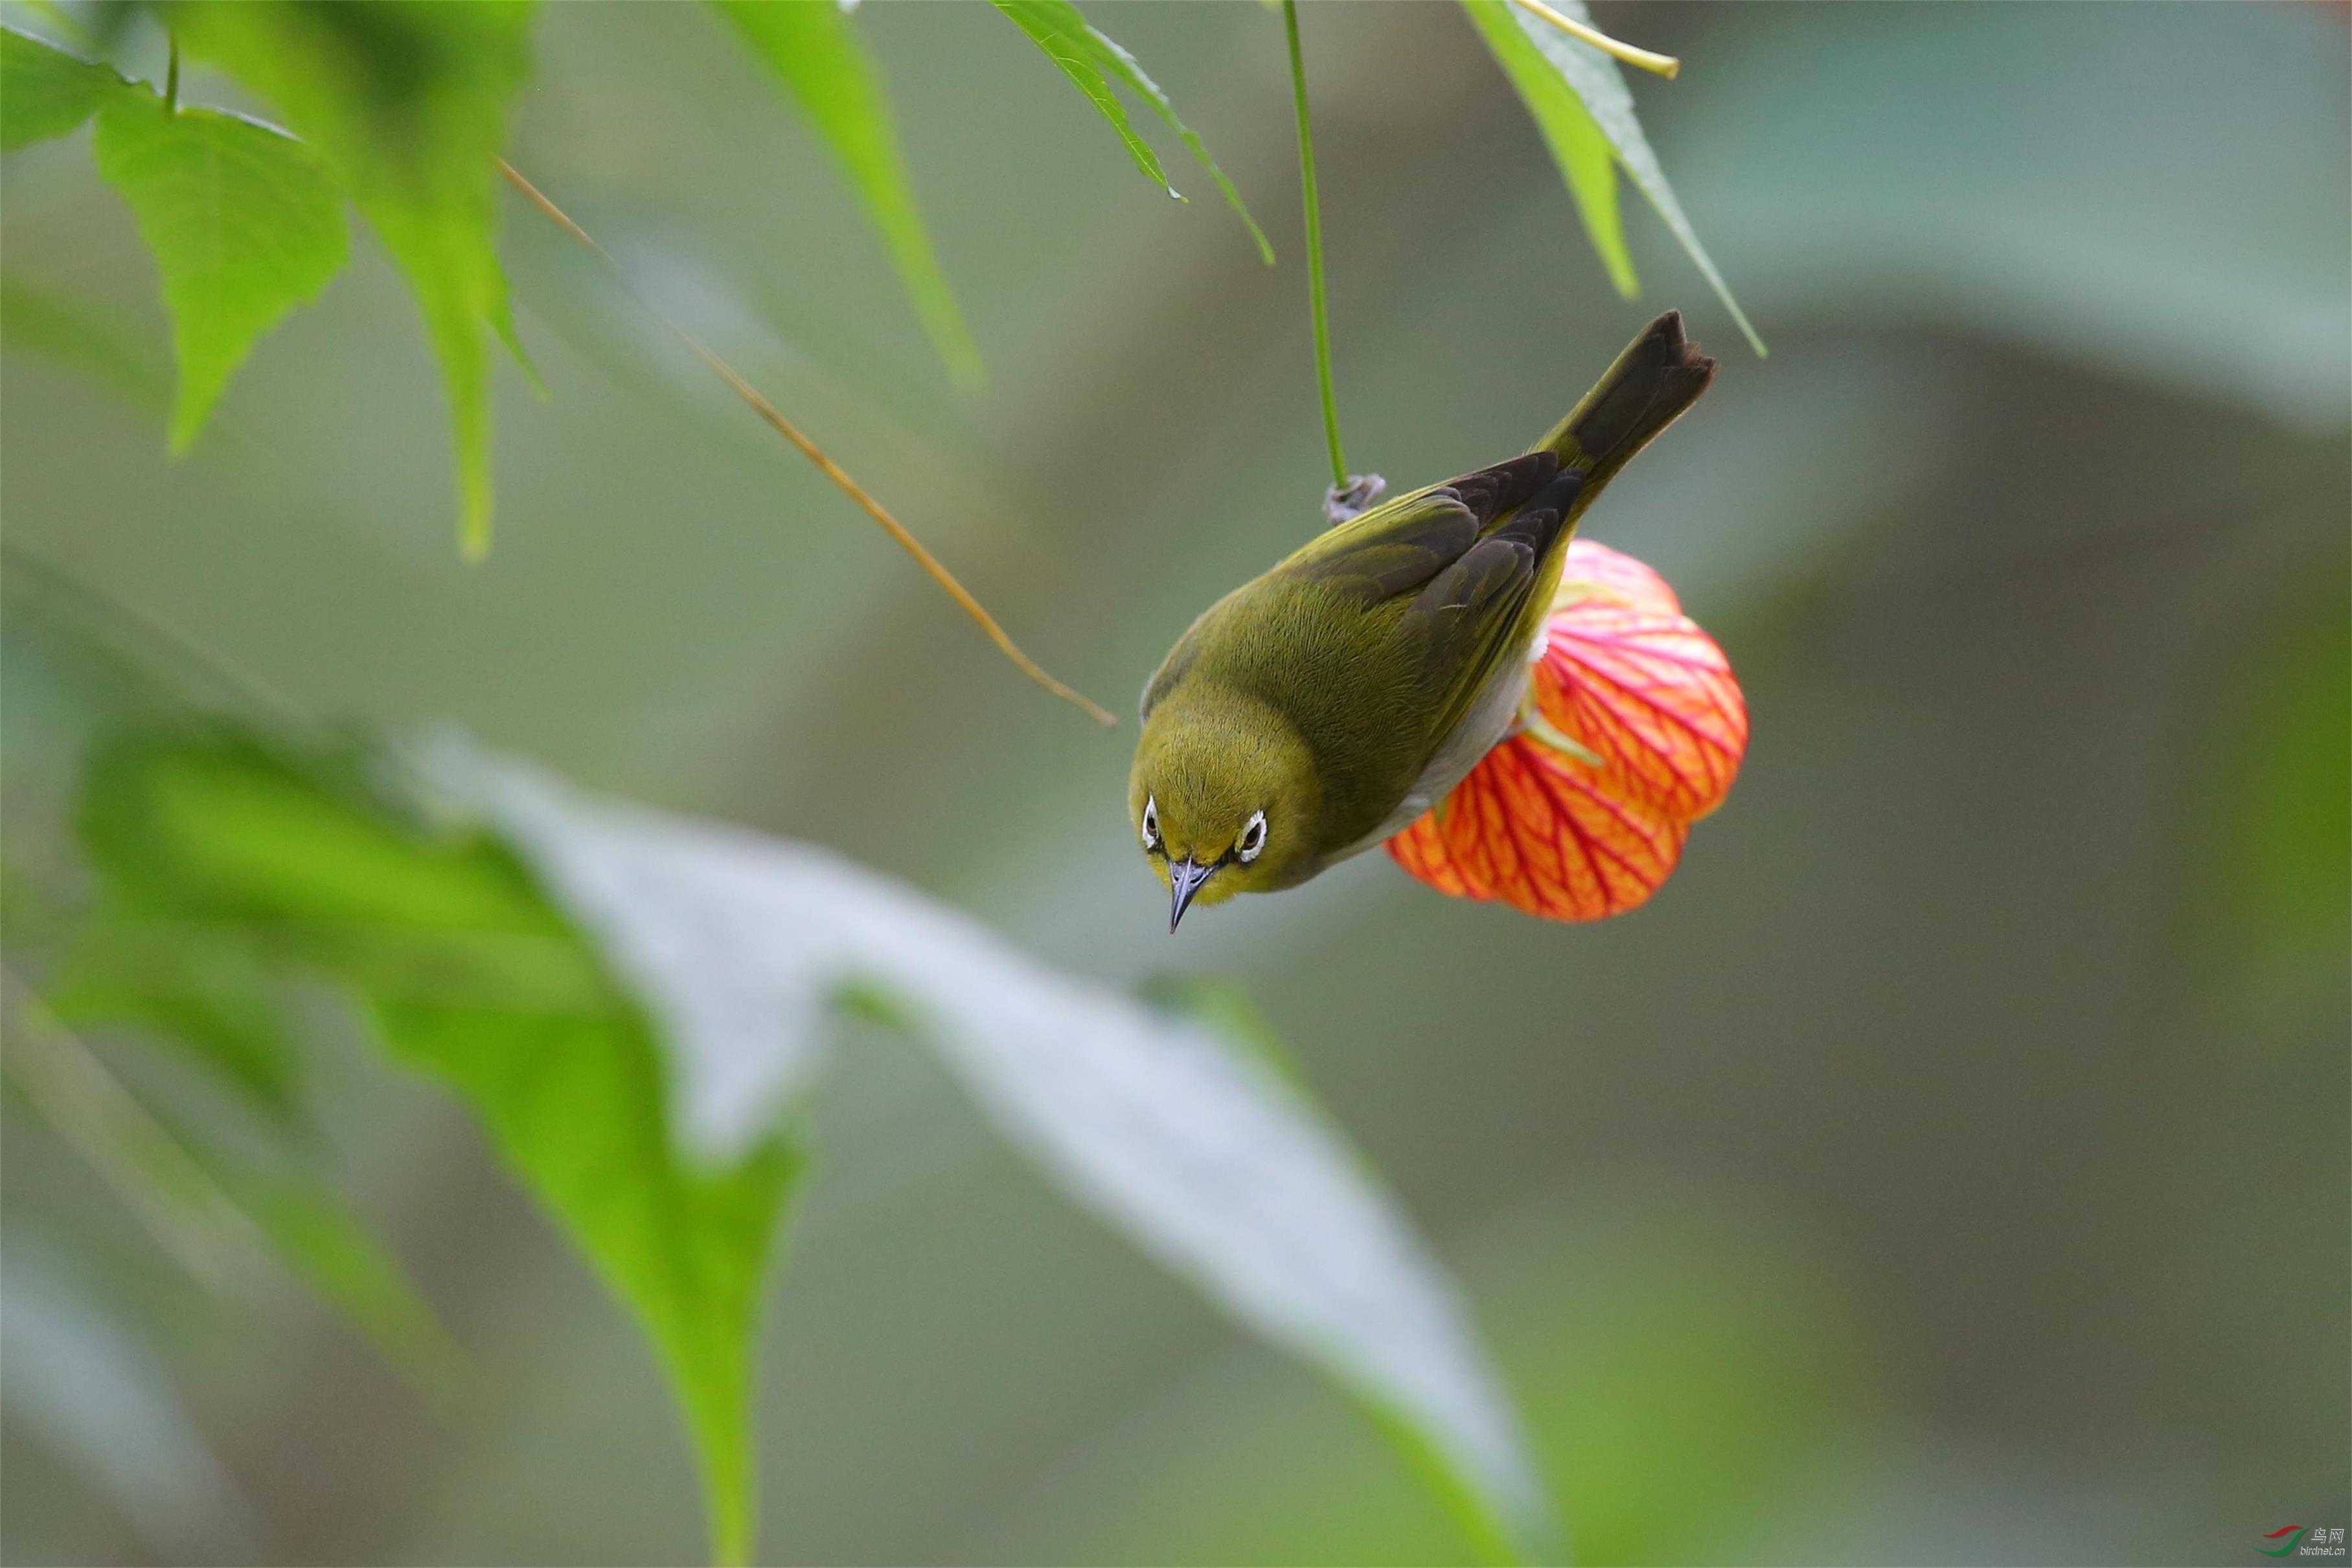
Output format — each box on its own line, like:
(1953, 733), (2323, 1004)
(1131, 311), (1716, 929)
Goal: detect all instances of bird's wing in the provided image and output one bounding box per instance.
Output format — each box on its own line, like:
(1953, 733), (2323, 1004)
(1279, 451), (1561, 604)
(1139, 455), (1569, 729)
(1281, 487), (1483, 602)
(1385, 463), (1588, 745)
(1394, 534), (1541, 735)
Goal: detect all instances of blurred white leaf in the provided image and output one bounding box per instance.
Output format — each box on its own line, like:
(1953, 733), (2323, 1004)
(422, 736), (1557, 1561)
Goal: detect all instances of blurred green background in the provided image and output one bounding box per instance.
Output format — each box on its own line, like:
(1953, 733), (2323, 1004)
(3, 2), (2346, 1563)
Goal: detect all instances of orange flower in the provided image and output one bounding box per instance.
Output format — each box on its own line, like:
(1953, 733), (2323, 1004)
(1387, 540), (1746, 920)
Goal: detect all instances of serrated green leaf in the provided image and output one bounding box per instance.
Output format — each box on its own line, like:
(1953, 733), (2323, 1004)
(1460, 0), (1634, 297)
(172, 1), (538, 556)
(91, 100), (348, 453)
(1479, 0), (1764, 354)
(76, 728), (799, 1565)
(993, 0), (1273, 264)
(713, 0), (983, 388)
(1, 24), (123, 151)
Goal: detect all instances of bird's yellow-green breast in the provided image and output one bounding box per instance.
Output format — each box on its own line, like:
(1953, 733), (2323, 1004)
(1132, 312), (1717, 929)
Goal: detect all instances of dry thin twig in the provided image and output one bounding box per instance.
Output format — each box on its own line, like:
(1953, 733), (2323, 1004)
(498, 160), (1117, 727)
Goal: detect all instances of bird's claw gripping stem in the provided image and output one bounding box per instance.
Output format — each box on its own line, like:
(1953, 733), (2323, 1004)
(1323, 473), (1387, 527)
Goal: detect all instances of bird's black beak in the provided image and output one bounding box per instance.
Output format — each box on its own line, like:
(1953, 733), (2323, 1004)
(1168, 856), (1216, 932)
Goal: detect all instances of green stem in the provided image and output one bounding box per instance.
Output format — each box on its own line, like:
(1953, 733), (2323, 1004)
(1283, 0), (1346, 490)
(164, 34), (179, 113)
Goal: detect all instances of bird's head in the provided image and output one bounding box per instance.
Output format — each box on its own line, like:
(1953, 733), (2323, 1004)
(1130, 687), (1322, 930)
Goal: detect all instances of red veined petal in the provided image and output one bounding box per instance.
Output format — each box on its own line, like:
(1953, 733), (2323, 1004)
(1553, 537), (1680, 616)
(1384, 538), (1746, 921)
(1386, 810), (1485, 900)
(1386, 736), (1689, 921)
(1384, 738), (1689, 920)
(1535, 601), (1747, 821)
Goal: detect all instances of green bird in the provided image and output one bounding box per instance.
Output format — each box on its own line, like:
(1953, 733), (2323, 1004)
(1132, 310), (1716, 930)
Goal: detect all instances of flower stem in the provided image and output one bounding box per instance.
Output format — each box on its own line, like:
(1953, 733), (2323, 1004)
(1503, 0), (1681, 79)
(1282, 0), (1347, 492)
(163, 33), (179, 112)
(497, 161), (1116, 728)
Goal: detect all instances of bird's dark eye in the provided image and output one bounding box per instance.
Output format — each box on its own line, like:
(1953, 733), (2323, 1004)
(1141, 795), (1161, 852)
(1238, 810), (1268, 863)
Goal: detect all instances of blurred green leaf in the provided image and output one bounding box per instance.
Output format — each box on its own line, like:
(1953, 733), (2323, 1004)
(1138, 972), (1310, 1093)
(65, 719), (1553, 1563)
(1476, 0), (1764, 355)
(2, 971), (268, 1291)
(46, 902), (301, 1118)
(0, 24), (122, 151)
(714, 0), (985, 387)
(1459, 0), (1632, 297)
(91, 98), (348, 453)
(223, 1169), (461, 1390)
(2202, 571), (2351, 1022)
(0, 273), (170, 412)
(1022, 1194), (1874, 1567)
(76, 727), (799, 1566)
(4, 963), (454, 1389)
(172, 1), (536, 557)
(992, 0), (1273, 264)
(426, 736), (1557, 1563)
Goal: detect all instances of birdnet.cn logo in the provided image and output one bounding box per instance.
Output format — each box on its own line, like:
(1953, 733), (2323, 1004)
(2263, 1527), (2347, 1558)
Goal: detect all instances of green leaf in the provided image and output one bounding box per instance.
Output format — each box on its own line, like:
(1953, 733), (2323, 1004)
(1459, 0), (1634, 297)
(992, 0), (1273, 264)
(172, 1), (538, 557)
(76, 728), (799, 1565)
(91, 100), (348, 453)
(1, 273), (170, 413)
(424, 736), (1558, 1564)
(10, 929), (457, 1395)
(714, 0), (985, 387)
(73, 721), (1554, 1563)
(223, 1172), (461, 1391)
(46, 900), (302, 1118)
(1139, 972), (1311, 1092)
(1476, 0), (1766, 355)
(1, 24), (124, 152)
(2198, 570), (2351, 1022)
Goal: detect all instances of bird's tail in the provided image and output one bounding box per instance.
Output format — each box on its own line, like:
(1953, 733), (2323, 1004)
(1532, 311), (1716, 521)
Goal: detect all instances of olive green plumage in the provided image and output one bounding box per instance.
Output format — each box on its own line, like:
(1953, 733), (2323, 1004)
(1132, 311), (1717, 928)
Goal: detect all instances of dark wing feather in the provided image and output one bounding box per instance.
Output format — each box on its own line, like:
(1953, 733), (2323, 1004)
(1404, 536), (1536, 682)
(1278, 450), (1564, 605)
(1283, 490), (1483, 603)
(1444, 451), (1560, 524)
(1389, 467), (1587, 741)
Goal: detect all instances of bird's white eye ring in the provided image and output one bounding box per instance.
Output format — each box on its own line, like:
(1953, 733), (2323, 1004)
(1238, 809), (1268, 863)
(1142, 795), (1161, 852)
